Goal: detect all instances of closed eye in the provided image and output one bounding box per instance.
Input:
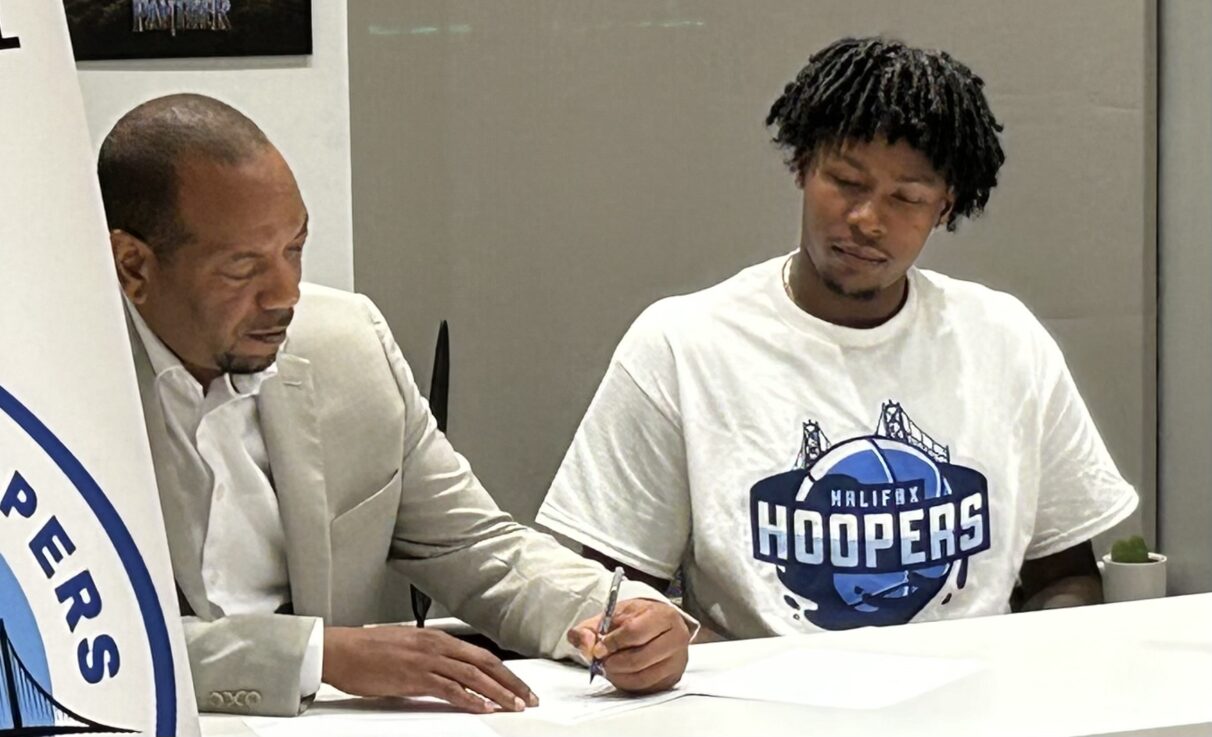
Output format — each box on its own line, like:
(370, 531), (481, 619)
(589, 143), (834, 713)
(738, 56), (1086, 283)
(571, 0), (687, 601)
(287, 233), (308, 256)
(221, 267), (258, 281)
(830, 174), (863, 189)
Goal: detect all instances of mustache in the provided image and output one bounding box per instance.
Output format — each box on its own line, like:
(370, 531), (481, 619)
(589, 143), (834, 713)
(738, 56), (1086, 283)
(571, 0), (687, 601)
(846, 230), (880, 249)
(245, 309), (294, 332)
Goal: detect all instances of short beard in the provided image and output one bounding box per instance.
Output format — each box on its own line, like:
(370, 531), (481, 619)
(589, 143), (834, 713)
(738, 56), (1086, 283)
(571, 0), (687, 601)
(822, 275), (879, 302)
(217, 309), (293, 375)
(218, 352), (278, 375)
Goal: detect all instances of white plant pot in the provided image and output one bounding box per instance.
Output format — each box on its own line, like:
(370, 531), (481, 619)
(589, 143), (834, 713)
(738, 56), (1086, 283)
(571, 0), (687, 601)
(1099, 552), (1167, 603)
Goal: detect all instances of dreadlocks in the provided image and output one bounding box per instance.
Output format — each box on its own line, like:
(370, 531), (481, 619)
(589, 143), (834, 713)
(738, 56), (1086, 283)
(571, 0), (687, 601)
(767, 37), (1005, 231)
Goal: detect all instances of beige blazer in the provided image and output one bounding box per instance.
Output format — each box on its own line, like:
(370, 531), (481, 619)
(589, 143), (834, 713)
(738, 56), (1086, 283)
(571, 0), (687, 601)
(130, 284), (665, 716)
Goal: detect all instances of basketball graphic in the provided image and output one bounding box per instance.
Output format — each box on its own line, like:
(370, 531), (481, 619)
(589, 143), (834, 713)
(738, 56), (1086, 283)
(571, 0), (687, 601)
(801, 437), (952, 621)
(750, 402), (990, 630)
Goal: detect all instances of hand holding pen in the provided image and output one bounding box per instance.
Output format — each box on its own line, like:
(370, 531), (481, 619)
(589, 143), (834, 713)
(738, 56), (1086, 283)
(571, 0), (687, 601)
(565, 567), (693, 693)
(590, 567), (625, 682)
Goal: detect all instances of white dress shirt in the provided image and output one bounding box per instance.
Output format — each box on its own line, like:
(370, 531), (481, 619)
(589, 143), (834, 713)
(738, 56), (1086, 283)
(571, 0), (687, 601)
(126, 300), (322, 699)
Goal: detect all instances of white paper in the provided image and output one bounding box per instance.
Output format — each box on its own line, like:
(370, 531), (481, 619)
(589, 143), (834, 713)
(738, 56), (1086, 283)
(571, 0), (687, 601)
(243, 686), (500, 737)
(691, 648), (984, 710)
(244, 711), (498, 737)
(505, 658), (689, 724)
(244, 649), (983, 733)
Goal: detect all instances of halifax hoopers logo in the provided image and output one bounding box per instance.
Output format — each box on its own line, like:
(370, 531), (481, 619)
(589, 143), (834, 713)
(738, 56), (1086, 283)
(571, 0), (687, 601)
(0, 384), (177, 735)
(750, 402), (991, 630)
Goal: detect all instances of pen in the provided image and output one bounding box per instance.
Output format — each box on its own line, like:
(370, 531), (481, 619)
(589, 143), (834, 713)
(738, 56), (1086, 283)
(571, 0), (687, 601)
(589, 566), (625, 683)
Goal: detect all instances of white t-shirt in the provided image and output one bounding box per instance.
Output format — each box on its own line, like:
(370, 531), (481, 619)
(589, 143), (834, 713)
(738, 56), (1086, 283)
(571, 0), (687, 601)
(537, 254), (1138, 638)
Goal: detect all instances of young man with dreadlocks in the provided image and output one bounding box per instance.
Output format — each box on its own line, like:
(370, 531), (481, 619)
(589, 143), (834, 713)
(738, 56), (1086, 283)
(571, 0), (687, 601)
(537, 37), (1138, 640)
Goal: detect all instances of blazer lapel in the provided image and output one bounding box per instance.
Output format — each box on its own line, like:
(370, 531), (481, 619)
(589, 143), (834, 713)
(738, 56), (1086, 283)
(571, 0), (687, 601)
(127, 314), (216, 618)
(258, 353), (333, 620)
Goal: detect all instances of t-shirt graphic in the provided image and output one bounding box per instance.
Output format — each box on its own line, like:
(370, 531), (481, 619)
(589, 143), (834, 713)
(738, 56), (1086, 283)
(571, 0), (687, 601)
(750, 401), (992, 630)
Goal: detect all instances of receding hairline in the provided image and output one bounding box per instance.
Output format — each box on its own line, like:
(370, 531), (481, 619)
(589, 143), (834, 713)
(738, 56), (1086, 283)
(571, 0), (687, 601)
(97, 93), (276, 253)
(102, 92), (272, 166)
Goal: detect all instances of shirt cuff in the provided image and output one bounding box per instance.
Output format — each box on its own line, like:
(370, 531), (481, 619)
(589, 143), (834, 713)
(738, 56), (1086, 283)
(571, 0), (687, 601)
(299, 618), (323, 701)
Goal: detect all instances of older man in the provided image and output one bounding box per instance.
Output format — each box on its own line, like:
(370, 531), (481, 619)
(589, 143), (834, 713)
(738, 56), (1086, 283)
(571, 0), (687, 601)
(100, 93), (692, 717)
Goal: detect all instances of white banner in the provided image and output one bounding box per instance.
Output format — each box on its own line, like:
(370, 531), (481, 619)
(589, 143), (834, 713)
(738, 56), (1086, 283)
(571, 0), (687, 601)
(0, 2), (198, 736)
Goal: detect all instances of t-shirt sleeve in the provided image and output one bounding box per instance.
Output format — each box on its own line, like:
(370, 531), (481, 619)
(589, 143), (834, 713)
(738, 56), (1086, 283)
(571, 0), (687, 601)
(1026, 325), (1139, 560)
(537, 305), (690, 581)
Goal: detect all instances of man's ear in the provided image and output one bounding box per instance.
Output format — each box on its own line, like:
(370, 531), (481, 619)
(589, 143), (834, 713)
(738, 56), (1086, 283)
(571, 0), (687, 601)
(110, 230), (155, 304)
(936, 195), (955, 228)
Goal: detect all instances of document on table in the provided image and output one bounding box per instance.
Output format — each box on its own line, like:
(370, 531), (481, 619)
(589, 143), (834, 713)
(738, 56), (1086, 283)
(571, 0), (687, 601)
(245, 710), (498, 737)
(691, 647), (984, 710)
(245, 648), (983, 733)
(242, 686), (500, 737)
(505, 658), (689, 724)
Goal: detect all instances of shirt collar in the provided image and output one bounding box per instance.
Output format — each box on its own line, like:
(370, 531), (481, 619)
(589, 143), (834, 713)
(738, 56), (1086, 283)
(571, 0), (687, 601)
(124, 296), (279, 398)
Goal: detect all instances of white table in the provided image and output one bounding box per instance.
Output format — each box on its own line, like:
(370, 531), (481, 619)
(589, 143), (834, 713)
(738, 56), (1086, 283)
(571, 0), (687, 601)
(202, 594), (1212, 737)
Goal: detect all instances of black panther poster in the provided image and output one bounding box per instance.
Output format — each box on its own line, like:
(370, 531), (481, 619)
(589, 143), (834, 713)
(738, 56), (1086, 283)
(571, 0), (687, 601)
(63, 0), (311, 61)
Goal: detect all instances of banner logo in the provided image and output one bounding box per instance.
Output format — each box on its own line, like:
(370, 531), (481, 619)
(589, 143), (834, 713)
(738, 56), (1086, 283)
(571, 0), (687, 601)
(1, 2), (195, 733)
(1, 385), (175, 735)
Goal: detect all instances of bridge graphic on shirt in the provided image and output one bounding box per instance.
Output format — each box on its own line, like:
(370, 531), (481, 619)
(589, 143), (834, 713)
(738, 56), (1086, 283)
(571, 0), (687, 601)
(794, 401), (950, 469)
(0, 621), (133, 736)
(755, 400), (990, 630)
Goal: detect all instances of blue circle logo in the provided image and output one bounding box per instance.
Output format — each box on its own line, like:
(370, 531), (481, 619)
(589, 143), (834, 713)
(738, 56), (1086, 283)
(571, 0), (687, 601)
(790, 438), (952, 628)
(0, 384), (176, 735)
(750, 426), (991, 631)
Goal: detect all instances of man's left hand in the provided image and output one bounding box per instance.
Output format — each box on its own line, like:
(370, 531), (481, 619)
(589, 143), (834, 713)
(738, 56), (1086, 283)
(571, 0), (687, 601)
(566, 599), (690, 693)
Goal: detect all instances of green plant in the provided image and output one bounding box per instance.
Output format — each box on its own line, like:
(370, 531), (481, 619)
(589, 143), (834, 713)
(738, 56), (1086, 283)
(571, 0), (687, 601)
(1110, 535), (1152, 563)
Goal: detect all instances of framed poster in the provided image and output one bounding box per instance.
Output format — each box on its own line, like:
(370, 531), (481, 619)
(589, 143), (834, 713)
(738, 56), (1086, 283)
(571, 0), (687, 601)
(63, 0), (311, 61)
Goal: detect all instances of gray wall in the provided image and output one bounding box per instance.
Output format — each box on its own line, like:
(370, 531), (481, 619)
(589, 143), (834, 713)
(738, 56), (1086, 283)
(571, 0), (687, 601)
(348, 1), (1156, 558)
(1158, 0), (1212, 594)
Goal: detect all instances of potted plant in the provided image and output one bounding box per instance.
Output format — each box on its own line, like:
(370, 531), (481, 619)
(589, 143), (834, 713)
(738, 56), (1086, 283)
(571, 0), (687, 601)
(1099, 535), (1167, 603)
